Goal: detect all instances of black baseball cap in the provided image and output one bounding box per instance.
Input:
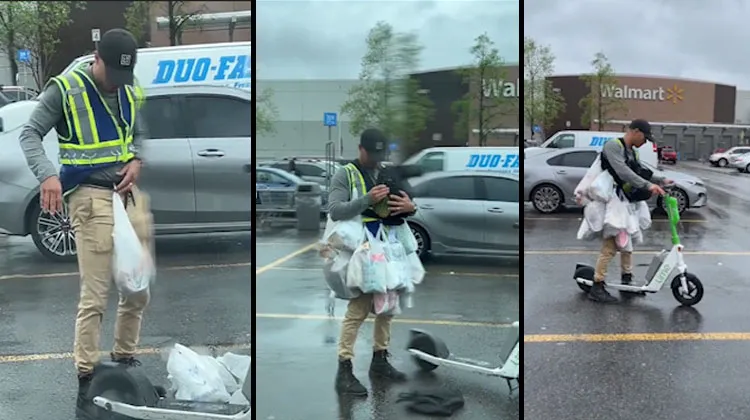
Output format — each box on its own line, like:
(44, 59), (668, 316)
(97, 29), (138, 87)
(360, 128), (387, 161)
(629, 119), (654, 142)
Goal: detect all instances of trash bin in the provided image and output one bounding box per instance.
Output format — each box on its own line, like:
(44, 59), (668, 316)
(295, 182), (322, 232)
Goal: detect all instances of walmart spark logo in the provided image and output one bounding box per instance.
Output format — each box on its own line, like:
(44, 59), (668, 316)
(666, 85), (684, 104)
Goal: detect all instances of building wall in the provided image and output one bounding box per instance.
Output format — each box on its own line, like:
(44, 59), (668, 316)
(149, 1), (251, 47)
(548, 74), (737, 135)
(256, 80), (363, 160)
(734, 90), (750, 124)
(413, 65), (520, 150)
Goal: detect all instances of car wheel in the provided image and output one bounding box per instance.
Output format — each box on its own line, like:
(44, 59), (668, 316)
(29, 201), (77, 262)
(658, 188), (689, 214)
(718, 158), (728, 167)
(745, 164), (750, 174)
(408, 223), (430, 261)
(531, 184), (563, 214)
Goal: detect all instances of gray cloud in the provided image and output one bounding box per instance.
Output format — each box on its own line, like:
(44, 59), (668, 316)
(257, 0), (519, 79)
(525, 0), (750, 88)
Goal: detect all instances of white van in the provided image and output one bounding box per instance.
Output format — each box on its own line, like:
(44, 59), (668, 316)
(403, 147), (520, 175)
(61, 41), (251, 90)
(525, 130), (658, 167)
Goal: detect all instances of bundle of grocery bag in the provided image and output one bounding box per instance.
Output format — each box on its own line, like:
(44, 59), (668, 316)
(319, 216), (426, 315)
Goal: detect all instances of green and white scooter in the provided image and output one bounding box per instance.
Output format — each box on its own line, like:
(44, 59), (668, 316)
(406, 321), (520, 393)
(574, 193), (704, 306)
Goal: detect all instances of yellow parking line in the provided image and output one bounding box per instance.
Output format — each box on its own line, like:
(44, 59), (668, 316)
(525, 249), (750, 256)
(525, 217), (706, 223)
(525, 332), (750, 343)
(0, 261), (252, 281)
(0, 343), (251, 365)
(256, 313), (512, 328)
(255, 242), (318, 275)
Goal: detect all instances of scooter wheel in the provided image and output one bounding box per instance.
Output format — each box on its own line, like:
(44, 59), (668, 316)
(670, 273), (704, 306)
(574, 265), (595, 293)
(408, 333), (440, 372)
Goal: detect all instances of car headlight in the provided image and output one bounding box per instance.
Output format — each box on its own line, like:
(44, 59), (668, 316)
(685, 180), (704, 187)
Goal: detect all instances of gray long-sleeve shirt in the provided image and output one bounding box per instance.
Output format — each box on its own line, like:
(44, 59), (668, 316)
(19, 66), (147, 183)
(327, 165), (374, 221)
(602, 140), (664, 190)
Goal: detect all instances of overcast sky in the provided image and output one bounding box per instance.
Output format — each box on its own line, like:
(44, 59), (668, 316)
(525, 0), (750, 88)
(256, 0), (519, 80)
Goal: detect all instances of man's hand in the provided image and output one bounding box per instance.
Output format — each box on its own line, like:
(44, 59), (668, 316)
(649, 183), (666, 196)
(115, 159), (142, 194)
(367, 184), (389, 204)
(40, 176), (63, 214)
(388, 190), (416, 215)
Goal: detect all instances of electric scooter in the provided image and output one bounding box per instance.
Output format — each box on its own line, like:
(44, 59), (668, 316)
(406, 321), (520, 393)
(87, 360), (251, 420)
(574, 193), (704, 306)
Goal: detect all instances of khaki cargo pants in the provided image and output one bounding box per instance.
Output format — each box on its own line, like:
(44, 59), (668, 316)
(338, 294), (393, 360)
(67, 185), (154, 374)
(594, 236), (633, 282)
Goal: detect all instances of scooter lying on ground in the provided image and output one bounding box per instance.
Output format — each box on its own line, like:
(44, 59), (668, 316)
(87, 360), (251, 420)
(574, 193), (704, 306)
(406, 321), (519, 393)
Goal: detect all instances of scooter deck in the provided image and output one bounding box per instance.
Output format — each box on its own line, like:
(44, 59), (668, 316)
(155, 400), (248, 414)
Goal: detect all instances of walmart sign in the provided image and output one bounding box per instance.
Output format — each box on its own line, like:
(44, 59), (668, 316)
(466, 153), (520, 173)
(152, 55), (251, 89)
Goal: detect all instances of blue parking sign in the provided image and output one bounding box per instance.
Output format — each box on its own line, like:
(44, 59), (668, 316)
(324, 112), (337, 127)
(17, 49), (30, 63)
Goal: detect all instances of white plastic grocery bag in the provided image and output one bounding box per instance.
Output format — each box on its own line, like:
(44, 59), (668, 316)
(323, 250), (361, 299)
(166, 343), (231, 403)
(574, 155), (603, 204)
(346, 227), (388, 294)
(383, 228), (409, 290)
(589, 171), (615, 202)
(393, 223), (418, 254)
(112, 192), (155, 295)
(372, 291), (401, 315)
(405, 252), (426, 285)
(320, 169), (365, 251)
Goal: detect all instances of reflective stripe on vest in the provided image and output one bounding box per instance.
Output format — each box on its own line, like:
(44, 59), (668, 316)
(51, 70), (136, 165)
(344, 163), (379, 223)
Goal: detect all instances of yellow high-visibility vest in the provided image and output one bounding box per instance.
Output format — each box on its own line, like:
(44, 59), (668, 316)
(344, 163), (380, 223)
(49, 69), (136, 166)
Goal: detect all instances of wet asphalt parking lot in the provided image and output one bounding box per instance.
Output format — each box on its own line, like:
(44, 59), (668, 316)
(524, 161), (750, 419)
(255, 225), (520, 420)
(0, 233), (251, 420)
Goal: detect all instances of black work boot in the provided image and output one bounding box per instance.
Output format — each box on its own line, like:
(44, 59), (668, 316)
(111, 352), (142, 368)
(335, 359), (368, 397)
(621, 273), (633, 285)
(588, 281), (617, 303)
(369, 350), (407, 382)
(75, 372), (94, 419)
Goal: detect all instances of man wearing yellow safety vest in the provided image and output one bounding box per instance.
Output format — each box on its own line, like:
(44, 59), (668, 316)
(328, 128), (417, 396)
(18, 29), (152, 417)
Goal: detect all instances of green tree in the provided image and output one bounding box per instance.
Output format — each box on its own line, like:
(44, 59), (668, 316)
(0, 1), (84, 89)
(255, 88), (278, 136)
(341, 21), (434, 153)
(579, 52), (626, 130)
(523, 36), (565, 138)
(452, 33), (517, 146)
(124, 1), (207, 47)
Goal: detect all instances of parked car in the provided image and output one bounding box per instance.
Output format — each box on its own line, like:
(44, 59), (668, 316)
(406, 171), (519, 259)
(256, 166), (327, 209)
(659, 146), (677, 164)
(728, 152), (750, 172)
(709, 146), (750, 167)
(524, 147), (708, 215)
(261, 158), (343, 186)
(0, 85), (252, 261)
